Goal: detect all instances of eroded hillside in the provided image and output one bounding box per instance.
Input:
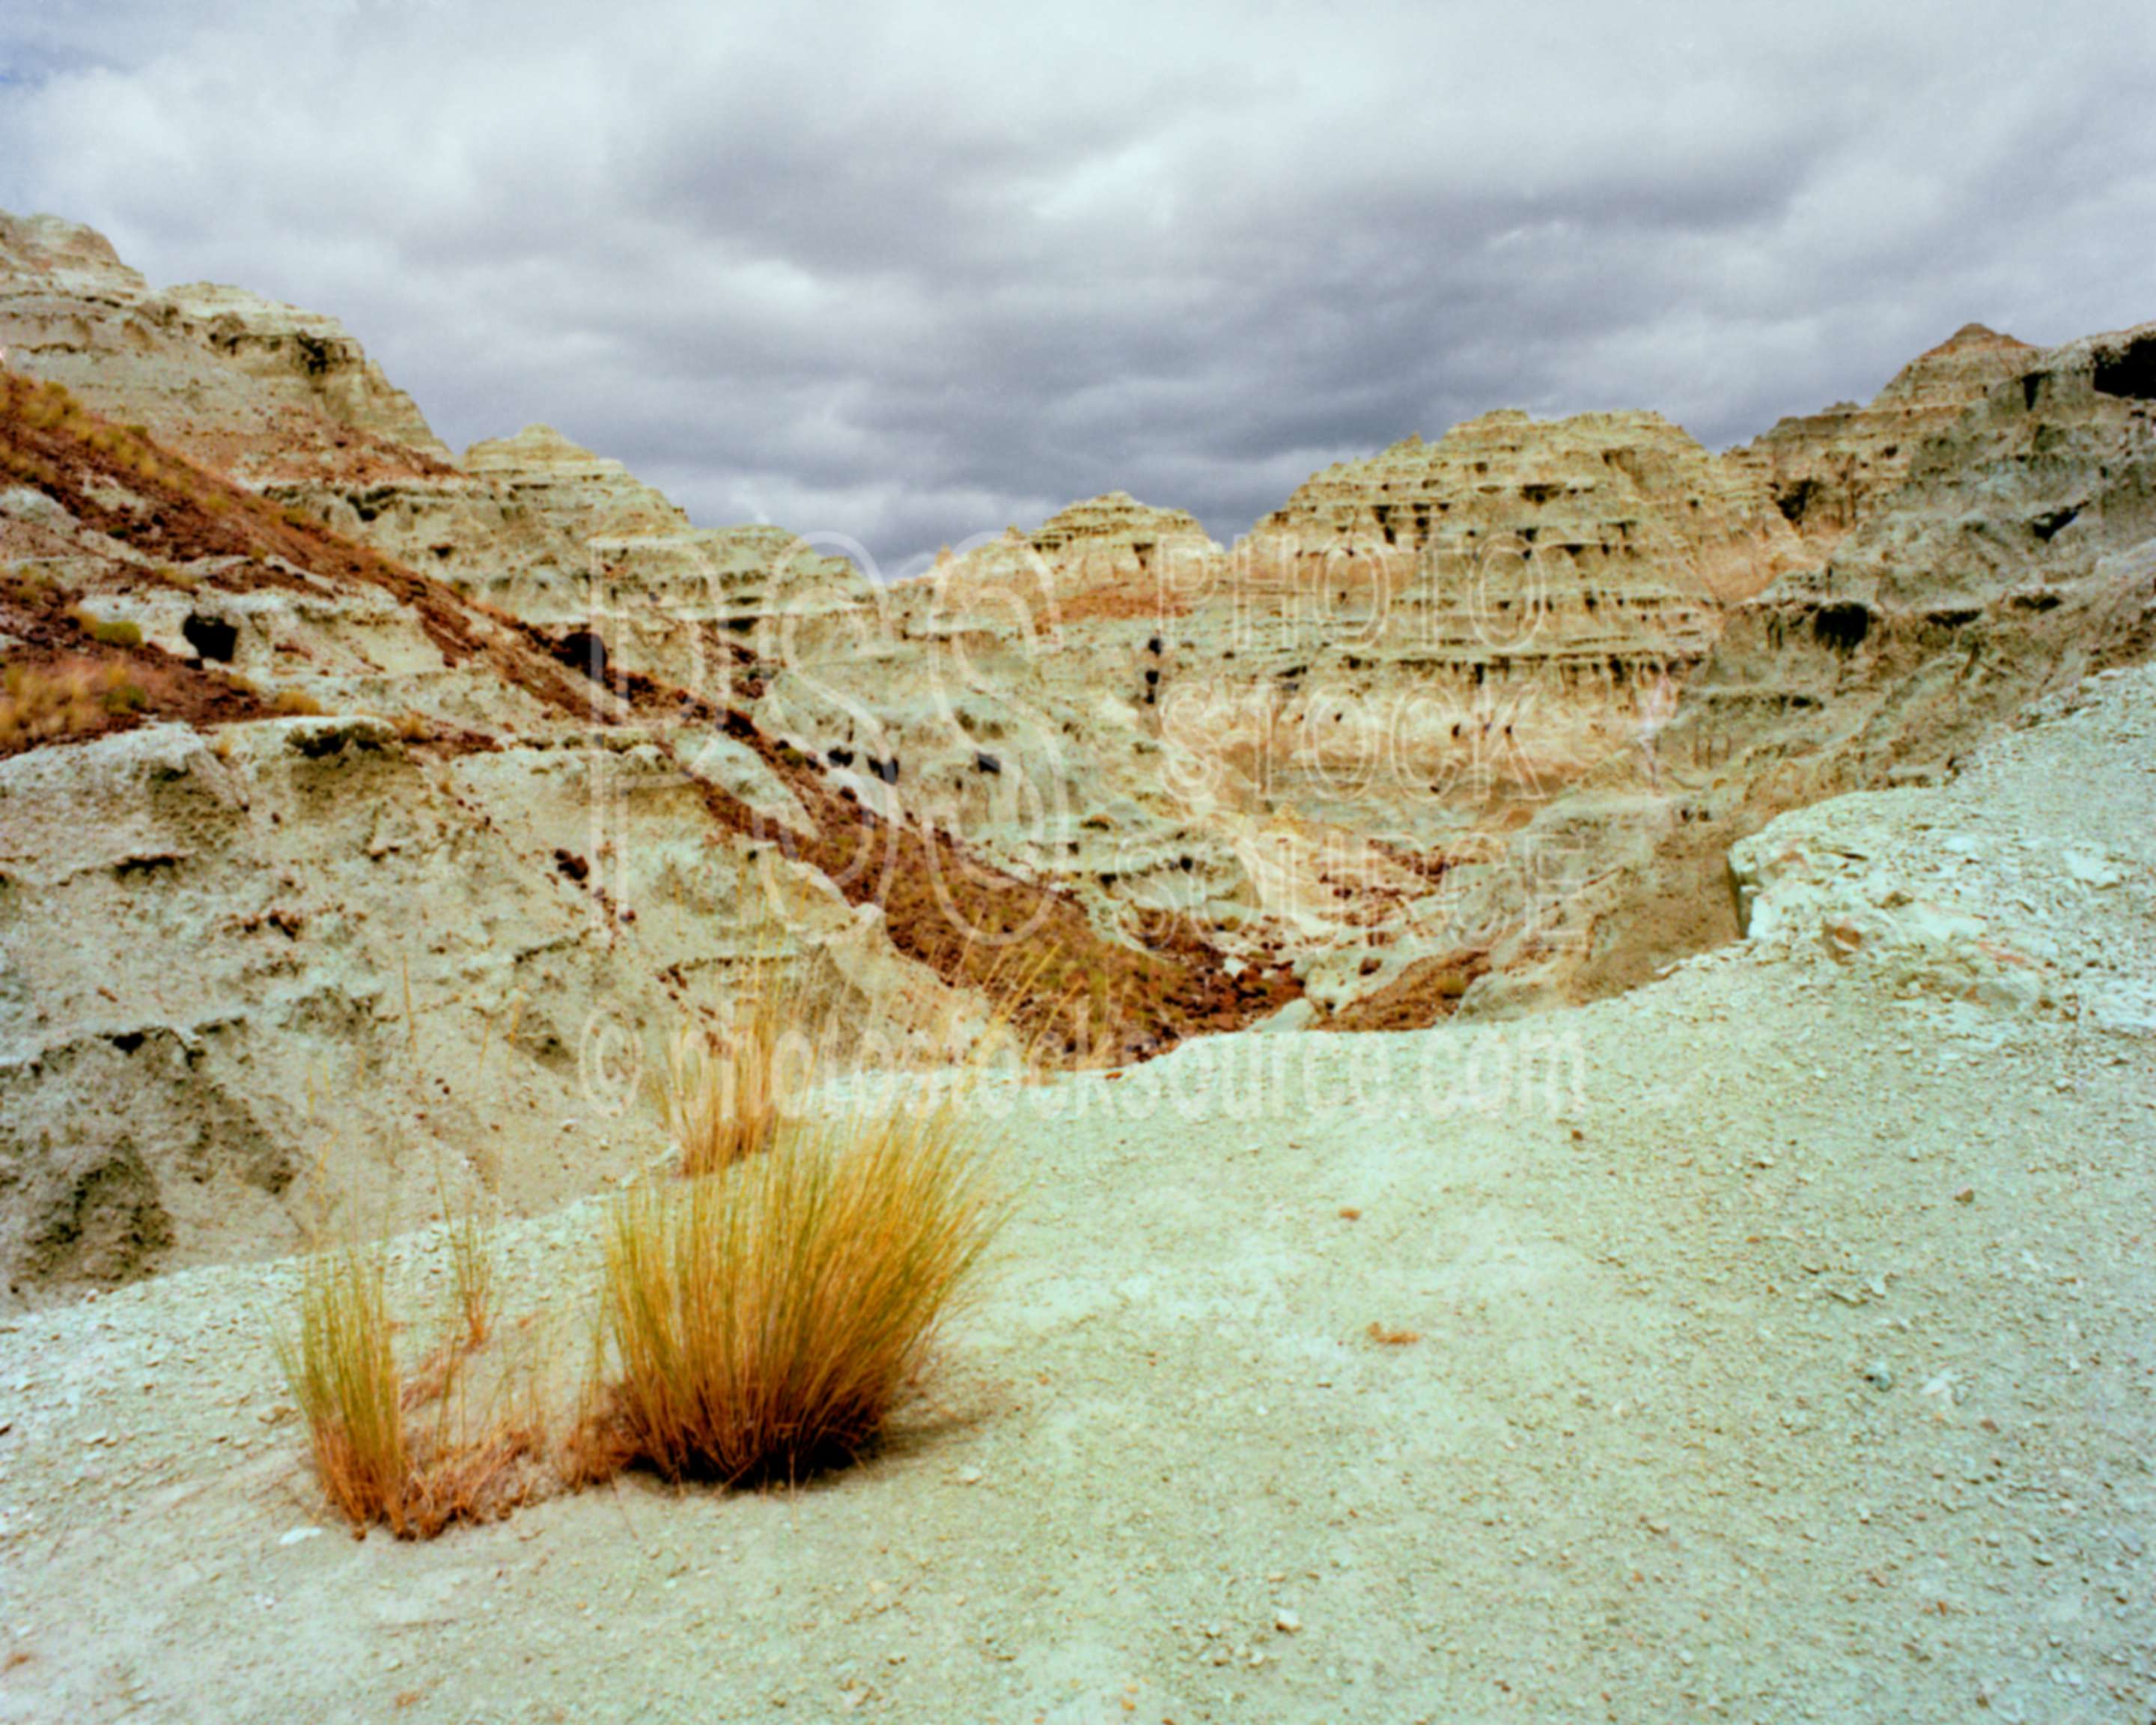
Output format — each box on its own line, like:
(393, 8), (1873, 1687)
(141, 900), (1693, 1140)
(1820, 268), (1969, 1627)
(0, 362), (1284, 1297)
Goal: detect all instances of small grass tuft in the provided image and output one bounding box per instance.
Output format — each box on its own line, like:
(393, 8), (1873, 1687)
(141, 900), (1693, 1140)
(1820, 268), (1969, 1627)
(447, 1211), (495, 1352)
(277, 1245), (410, 1528)
(660, 986), (810, 1178)
(0, 658), (135, 751)
(66, 607), (142, 648)
(278, 1238), (541, 1538)
(578, 1099), (1002, 1487)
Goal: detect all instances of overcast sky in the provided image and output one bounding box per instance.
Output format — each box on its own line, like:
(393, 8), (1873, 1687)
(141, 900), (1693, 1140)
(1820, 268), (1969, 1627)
(3, 1), (2153, 576)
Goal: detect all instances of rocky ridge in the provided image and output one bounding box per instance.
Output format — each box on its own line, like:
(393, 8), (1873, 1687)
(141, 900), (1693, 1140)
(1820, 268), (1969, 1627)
(0, 212), (448, 482)
(790, 353), (2134, 1016)
(0, 359), (1273, 1297)
(1308, 319), (2156, 1017)
(1729, 322), (2040, 553)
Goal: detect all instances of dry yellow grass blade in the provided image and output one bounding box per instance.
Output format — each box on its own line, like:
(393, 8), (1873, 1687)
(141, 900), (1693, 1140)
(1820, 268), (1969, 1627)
(275, 1246), (410, 1529)
(660, 970), (824, 1177)
(662, 1016), (785, 1176)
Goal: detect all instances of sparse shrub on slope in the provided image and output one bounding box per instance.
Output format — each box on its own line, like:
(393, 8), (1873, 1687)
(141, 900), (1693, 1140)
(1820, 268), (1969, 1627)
(65, 607), (141, 648)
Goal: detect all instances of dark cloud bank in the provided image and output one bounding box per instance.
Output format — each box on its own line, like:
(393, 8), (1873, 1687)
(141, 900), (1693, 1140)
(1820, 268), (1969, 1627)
(4, 0), (2153, 576)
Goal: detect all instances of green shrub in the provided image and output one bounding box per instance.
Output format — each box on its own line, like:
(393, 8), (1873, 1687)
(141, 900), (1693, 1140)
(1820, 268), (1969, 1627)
(67, 608), (142, 648)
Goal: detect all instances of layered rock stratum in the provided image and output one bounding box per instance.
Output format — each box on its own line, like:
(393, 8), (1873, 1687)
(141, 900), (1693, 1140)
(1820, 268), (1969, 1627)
(1728, 321), (2040, 551)
(3, 208), (2154, 1299)
(0, 210), (448, 481)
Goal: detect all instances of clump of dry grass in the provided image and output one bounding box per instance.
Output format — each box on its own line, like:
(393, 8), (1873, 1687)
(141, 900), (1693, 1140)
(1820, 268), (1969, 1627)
(447, 1211), (495, 1351)
(277, 1239), (539, 1539)
(276, 965), (1020, 1527)
(223, 674), (323, 718)
(577, 1098), (1002, 1486)
(0, 658), (141, 750)
(276, 1246), (410, 1527)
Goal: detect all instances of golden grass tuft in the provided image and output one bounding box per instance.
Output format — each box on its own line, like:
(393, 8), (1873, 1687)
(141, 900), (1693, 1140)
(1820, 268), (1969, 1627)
(278, 1240), (539, 1538)
(277, 1246), (410, 1527)
(278, 967), (1023, 1529)
(577, 1098), (1002, 1486)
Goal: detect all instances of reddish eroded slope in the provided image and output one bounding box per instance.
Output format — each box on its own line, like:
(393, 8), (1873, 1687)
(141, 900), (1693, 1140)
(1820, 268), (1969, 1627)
(701, 711), (1300, 1062)
(0, 571), (275, 759)
(0, 373), (603, 722)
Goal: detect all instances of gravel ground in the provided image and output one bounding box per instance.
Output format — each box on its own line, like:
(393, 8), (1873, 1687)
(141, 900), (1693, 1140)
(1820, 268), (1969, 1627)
(1, 669), (2153, 1724)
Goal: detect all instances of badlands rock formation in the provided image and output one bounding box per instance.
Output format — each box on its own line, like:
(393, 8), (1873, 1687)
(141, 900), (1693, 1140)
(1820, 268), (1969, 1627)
(3, 206), (2153, 1297)
(0, 248), (1279, 1294)
(292, 420), (866, 659)
(734, 410), (1823, 1017)
(1494, 317), (2156, 1008)
(1729, 322), (2038, 552)
(0, 210), (448, 482)
(764, 357), (2133, 1020)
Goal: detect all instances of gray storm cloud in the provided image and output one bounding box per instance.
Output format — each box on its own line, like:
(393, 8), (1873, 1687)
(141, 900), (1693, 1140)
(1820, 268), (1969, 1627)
(3, 0), (2153, 574)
